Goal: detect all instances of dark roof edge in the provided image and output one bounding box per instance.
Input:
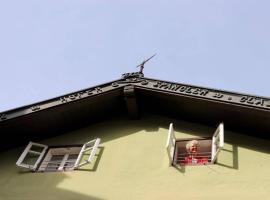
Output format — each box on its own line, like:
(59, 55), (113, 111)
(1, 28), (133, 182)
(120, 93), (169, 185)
(1, 72), (270, 122)
(137, 76), (270, 112)
(144, 76), (270, 100)
(0, 78), (126, 122)
(1, 78), (124, 113)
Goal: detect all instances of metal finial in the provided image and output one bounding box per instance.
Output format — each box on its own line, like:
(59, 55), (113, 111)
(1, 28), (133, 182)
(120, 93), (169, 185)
(136, 53), (156, 73)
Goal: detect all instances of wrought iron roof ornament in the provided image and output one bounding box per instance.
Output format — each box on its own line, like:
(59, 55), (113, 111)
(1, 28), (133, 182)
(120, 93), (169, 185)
(136, 53), (156, 74)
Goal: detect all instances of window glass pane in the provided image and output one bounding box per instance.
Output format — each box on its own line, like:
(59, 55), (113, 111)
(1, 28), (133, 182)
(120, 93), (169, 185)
(64, 154), (78, 169)
(30, 146), (46, 153)
(22, 153), (40, 166)
(175, 139), (212, 166)
(67, 154), (79, 160)
(45, 155), (64, 172)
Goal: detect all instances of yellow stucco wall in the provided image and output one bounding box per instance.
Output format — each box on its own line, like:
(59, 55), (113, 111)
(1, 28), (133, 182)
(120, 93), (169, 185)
(0, 114), (270, 200)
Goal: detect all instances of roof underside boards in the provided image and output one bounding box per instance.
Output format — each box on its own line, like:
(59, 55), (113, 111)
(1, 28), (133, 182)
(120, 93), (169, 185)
(0, 72), (269, 150)
(136, 87), (270, 138)
(0, 88), (126, 150)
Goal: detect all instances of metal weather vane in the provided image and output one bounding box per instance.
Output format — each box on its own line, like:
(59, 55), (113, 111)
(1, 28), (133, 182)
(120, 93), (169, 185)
(136, 53), (156, 74)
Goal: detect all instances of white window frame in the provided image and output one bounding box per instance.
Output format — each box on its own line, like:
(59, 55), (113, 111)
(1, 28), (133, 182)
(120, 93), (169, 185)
(38, 149), (81, 172)
(16, 142), (48, 171)
(16, 138), (101, 172)
(211, 123), (224, 163)
(74, 138), (101, 169)
(167, 122), (224, 166)
(166, 123), (176, 166)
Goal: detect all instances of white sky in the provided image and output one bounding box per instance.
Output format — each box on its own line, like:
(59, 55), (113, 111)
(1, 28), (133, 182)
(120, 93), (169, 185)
(0, 0), (270, 112)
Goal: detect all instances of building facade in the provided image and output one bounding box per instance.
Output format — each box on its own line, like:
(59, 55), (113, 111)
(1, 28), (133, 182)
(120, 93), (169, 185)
(0, 72), (270, 200)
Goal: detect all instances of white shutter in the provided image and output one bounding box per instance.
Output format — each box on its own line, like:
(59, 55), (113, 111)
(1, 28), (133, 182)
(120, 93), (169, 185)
(211, 123), (224, 163)
(166, 123), (176, 165)
(74, 138), (101, 169)
(16, 142), (48, 171)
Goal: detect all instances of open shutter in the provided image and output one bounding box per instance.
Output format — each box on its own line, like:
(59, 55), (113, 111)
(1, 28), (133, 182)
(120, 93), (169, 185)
(16, 142), (48, 171)
(211, 123), (224, 163)
(74, 138), (101, 169)
(166, 123), (176, 165)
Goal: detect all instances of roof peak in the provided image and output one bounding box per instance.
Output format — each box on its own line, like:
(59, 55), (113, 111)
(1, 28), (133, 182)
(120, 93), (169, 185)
(121, 72), (144, 79)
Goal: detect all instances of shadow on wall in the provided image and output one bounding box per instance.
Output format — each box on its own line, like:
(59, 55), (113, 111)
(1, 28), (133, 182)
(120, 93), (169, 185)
(0, 150), (106, 200)
(37, 113), (270, 159)
(216, 144), (239, 170)
(39, 113), (270, 173)
(77, 146), (104, 172)
(41, 113), (216, 145)
(1, 177), (106, 200)
(12, 113), (270, 176)
(1, 113), (270, 198)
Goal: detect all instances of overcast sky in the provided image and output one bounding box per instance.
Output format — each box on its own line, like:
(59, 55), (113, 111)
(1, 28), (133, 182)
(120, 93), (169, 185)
(0, 0), (270, 112)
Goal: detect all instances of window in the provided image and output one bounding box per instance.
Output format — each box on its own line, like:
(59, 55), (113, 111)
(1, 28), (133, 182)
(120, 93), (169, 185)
(166, 123), (224, 166)
(16, 138), (101, 172)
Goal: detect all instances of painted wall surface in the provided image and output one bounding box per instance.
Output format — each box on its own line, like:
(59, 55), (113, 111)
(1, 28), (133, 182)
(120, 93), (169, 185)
(0, 115), (270, 200)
